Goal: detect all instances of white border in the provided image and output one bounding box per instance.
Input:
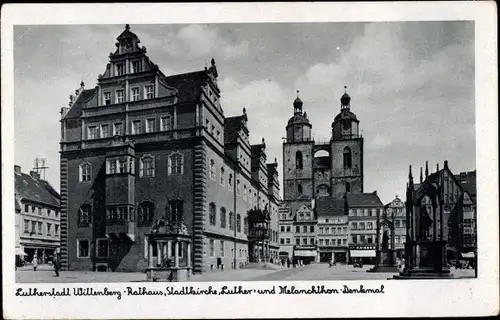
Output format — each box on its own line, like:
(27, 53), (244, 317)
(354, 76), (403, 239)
(2, 2), (498, 319)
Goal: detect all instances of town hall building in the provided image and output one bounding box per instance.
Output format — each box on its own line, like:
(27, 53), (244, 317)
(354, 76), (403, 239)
(59, 25), (280, 273)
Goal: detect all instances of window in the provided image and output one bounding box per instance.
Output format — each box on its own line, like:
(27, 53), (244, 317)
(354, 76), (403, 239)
(295, 238), (300, 245)
(346, 182), (351, 192)
(343, 239), (347, 245)
(31, 221), (36, 233)
(116, 90), (124, 103)
(24, 220), (29, 233)
(24, 204), (29, 212)
(47, 223), (52, 236)
(103, 92), (111, 105)
(131, 60), (141, 73)
(145, 85), (154, 99)
(367, 222), (373, 230)
(243, 185), (247, 200)
(100, 124), (109, 138)
(220, 207), (226, 228)
(337, 227), (342, 233)
(302, 238), (307, 245)
(55, 224), (59, 236)
(38, 207), (42, 215)
(96, 239), (109, 258)
(319, 239), (324, 245)
(295, 226), (300, 233)
(138, 201), (154, 224)
(343, 227), (347, 233)
(229, 212), (234, 230)
(77, 239), (90, 258)
(395, 236), (400, 244)
(296, 151), (303, 169)
(309, 238), (314, 245)
(286, 226), (291, 232)
(299, 213), (304, 221)
(352, 235), (358, 244)
(209, 239), (215, 257)
(78, 204), (92, 227)
(220, 240), (225, 257)
(286, 238), (291, 244)
(114, 122), (123, 136)
(132, 120), (142, 134)
(168, 152), (183, 175)
(228, 173), (233, 189)
(280, 226), (285, 232)
(37, 222), (43, 235)
(146, 118), (155, 133)
(360, 235), (366, 244)
(88, 126), (98, 139)
(236, 214), (241, 233)
(209, 159), (215, 180)
(280, 238), (285, 244)
(298, 184), (303, 195)
(161, 114), (172, 131)
(115, 63), (124, 76)
(32, 206), (36, 213)
(119, 158), (127, 173)
(319, 227), (324, 234)
(209, 203), (216, 225)
(140, 155), (155, 177)
(337, 239), (342, 246)
(359, 222), (365, 230)
(303, 226), (307, 233)
(343, 147), (352, 168)
(367, 237), (373, 244)
(220, 167), (225, 186)
(236, 180), (241, 195)
(244, 218), (248, 234)
(395, 220), (400, 228)
(401, 220), (406, 227)
(131, 87), (140, 101)
(351, 222), (357, 230)
(166, 200), (184, 222)
(325, 239), (330, 245)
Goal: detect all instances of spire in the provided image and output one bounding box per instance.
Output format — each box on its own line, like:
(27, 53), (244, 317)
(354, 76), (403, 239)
(208, 57), (218, 78)
(436, 163), (439, 172)
(420, 167), (423, 183)
(340, 86), (351, 110)
(293, 90), (303, 114)
(409, 165), (414, 185)
(425, 160), (429, 178)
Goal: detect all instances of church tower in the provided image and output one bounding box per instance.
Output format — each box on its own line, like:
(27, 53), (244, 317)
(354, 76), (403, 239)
(330, 87), (364, 197)
(283, 92), (314, 201)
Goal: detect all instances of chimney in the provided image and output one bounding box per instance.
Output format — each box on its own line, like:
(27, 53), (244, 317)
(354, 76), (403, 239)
(444, 160), (449, 169)
(14, 165), (21, 174)
(30, 171), (40, 180)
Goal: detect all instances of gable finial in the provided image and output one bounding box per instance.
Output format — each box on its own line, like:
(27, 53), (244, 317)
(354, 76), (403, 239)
(125, 24), (130, 31)
(344, 85), (347, 93)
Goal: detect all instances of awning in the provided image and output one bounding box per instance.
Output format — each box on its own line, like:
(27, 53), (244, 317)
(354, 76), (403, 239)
(350, 250), (376, 258)
(294, 250), (317, 257)
(461, 252), (475, 259)
(16, 248), (28, 256)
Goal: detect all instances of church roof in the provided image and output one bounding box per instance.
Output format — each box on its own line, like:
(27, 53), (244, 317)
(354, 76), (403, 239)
(315, 197), (345, 217)
(15, 170), (60, 208)
(346, 192), (383, 208)
(455, 171), (477, 199)
(287, 113), (311, 126)
(334, 109), (358, 122)
(63, 88), (97, 119)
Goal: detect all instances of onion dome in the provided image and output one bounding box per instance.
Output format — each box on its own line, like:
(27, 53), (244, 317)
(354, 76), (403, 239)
(288, 113), (311, 126)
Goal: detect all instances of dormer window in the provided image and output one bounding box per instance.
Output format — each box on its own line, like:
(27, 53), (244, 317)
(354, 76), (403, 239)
(115, 63), (125, 76)
(131, 60), (142, 73)
(145, 85), (154, 100)
(104, 92), (111, 105)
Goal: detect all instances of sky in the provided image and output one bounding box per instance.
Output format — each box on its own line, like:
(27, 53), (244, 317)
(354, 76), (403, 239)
(14, 21), (475, 204)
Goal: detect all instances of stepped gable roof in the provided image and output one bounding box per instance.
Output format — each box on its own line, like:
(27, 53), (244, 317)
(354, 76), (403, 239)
(251, 143), (266, 166)
(63, 88), (97, 119)
(316, 197), (345, 217)
(224, 115), (246, 144)
(346, 192), (383, 208)
(15, 171), (60, 208)
(267, 163), (278, 178)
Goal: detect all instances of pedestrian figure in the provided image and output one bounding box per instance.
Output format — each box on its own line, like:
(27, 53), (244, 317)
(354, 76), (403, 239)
(53, 254), (61, 277)
(32, 254), (38, 271)
(287, 258), (291, 268)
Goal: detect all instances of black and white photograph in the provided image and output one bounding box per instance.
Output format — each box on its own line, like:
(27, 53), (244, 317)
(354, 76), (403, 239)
(2, 2), (498, 319)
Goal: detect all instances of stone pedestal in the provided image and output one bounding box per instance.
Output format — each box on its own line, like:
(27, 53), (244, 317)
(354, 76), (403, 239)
(393, 240), (453, 279)
(368, 250), (398, 273)
(146, 267), (192, 282)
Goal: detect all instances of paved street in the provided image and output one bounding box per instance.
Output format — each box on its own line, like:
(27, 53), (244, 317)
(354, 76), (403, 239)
(16, 263), (475, 283)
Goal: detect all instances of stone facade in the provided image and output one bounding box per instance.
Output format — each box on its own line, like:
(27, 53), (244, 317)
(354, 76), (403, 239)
(384, 195), (407, 256)
(60, 25), (280, 273)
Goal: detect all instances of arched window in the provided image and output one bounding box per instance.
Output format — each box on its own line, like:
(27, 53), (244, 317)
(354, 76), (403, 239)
(346, 182), (351, 192)
(220, 207), (227, 228)
(244, 217), (248, 234)
(296, 151), (303, 169)
(243, 185), (247, 200)
(343, 147), (352, 168)
(220, 167), (225, 186)
(236, 214), (241, 233)
(140, 154), (155, 177)
(229, 211), (234, 230)
(236, 179), (241, 195)
(166, 199), (183, 222)
(209, 159), (215, 180)
(228, 173), (233, 188)
(298, 184), (303, 195)
(209, 202), (216, 225)
(79, 162), (92, 182)
(138, 201), (154, 224)
(168, 152), (183, 175)
(78, 204), (92, 227)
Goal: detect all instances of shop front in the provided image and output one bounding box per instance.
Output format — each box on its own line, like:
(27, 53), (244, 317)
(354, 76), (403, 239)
(293, 245), (317, 265)
(349, 245), (376, 264)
